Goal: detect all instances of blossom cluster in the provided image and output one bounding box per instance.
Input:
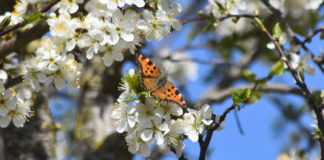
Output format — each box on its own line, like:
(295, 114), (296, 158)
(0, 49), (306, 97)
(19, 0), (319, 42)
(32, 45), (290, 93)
(0, 66), (32, 128)
(111, 69), (214, 157)
(0, 0), (183, 128)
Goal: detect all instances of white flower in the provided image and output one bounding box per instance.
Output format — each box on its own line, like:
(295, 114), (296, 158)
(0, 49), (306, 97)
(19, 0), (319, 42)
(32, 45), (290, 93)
(179, 104), (213, 142)
(57, 0), (84, 14)
(137, 10), (169, 41)
(101, 42), (125, 67)
(47, 13), (79, 39)
(111, 9), (140, 42)
(94, 19), (119, 45)
(157, 0), (182, 30)
(160, 120), (185, 157)
(0, 70), (8, 84)
(117, 69), (135, 103)
(111, 103), (137, 133)
(140, 119), (169, 146)
(289, 52), (315, 74)
(85, 0), (110, 17)
(205, 0), (247, 17)
(126, 129), (152, 157)
(77, 35), (101, 59)
(11, 99), (32, 127)
(125, 0), (145, 7)
(0, 88), (17, 117)
(136, 97), (165, 129)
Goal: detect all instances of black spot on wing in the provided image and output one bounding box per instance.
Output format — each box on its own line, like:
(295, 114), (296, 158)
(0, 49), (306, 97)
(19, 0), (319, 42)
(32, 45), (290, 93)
(175, 90), (179, 95)
(147, 61), (153, 66)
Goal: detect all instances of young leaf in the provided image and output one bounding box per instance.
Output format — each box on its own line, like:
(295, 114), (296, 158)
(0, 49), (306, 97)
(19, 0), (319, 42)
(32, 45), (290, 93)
(230, 88), (252, 105)
(247, 91), (262, 104)
(242, 69), (256, 82)
(254, 17), (265, 29)
(0, 16), (11, 30)
(269, 60), (285, 76)
(273, 22), (282, 41)
(124, 70), (142, 94)
(22, 12), (42, 24)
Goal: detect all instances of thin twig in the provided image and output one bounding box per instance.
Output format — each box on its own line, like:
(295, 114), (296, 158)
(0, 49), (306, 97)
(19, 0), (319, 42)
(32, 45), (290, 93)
(181, 14), (258, 25)
(257, 17), (324, 158)
(198, 105), (237, 160)
(261, 0), (324, 73)
(0, 0), (61, 36)
(302, 28), (324, 44)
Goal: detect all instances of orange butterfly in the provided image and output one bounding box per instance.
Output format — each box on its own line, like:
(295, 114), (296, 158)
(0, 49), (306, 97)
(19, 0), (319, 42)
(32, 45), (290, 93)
(135, 53), (187, 108)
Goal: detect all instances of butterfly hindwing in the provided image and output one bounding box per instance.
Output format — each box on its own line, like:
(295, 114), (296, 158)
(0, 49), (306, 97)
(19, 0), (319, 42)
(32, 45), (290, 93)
(136, 53), (187, 108)
(151, 81), (187, 107)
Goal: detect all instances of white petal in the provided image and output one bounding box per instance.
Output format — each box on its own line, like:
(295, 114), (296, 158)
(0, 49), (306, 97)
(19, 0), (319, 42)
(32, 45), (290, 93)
(103, 54), (114, 67)
(13, 114), (26, 128)
(127, 116), (137, 128)
(116, 120), (127, 133)
(141, 130), (153, 141)
(133, 0), (145, 7)
(66, 39), (76, 51)
(112, 52), (124, 61)
(55, 77), (65, 90)
(0, 108), (8, 116)
(155, 131), (164, 145)
(0, 116), (10, 128)
(36, 73), (47, 83)
(0, 70), (8, 83)
(121, 32), (134, 42)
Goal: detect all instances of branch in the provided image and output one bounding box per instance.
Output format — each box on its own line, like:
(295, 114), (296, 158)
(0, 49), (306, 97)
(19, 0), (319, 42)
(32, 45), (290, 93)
(261, 0), (324, 73)
(0, 0), (60, 36)
(0, 23), (49, 59)
(198, 105), (237, 160)
(302, 28), (324, 44)
(161, 56), (230, 65)
(181, 14), (258, 25)
(201, 83), (304, 104)
(257, 17), (324, 158)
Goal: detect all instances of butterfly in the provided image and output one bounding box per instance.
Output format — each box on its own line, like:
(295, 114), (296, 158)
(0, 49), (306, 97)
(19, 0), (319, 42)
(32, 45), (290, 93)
(135, 53), (187, 108)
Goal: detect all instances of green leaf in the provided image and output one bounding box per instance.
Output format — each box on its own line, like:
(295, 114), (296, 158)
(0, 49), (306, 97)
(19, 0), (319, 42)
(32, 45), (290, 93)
(230, 88), (252, 105)
(242, 69), (256, 81)
(232, 17), (239, 23)
(269, 60), (285, 76)
(315, 128), (323, 137)
(123, 70), (142, 94)
(203, 23), (213, 32)
(0, 16), (11, 29)
(254, 17), (265, 29)
(22, 12), (42, 24)
(214, 1), (225, 12)
(273, 22), (282, 41)
(247, 91), (262, 104)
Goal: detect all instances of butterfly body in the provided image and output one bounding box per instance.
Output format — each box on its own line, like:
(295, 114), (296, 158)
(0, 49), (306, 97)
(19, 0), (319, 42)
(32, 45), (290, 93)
(136, 53), (187, 108)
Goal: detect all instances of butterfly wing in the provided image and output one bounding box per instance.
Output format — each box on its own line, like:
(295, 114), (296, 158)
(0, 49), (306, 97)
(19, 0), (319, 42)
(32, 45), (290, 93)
(136, 53), (187, 108)
(151, 81), (187, 108)
(136, 53), (164, 91)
